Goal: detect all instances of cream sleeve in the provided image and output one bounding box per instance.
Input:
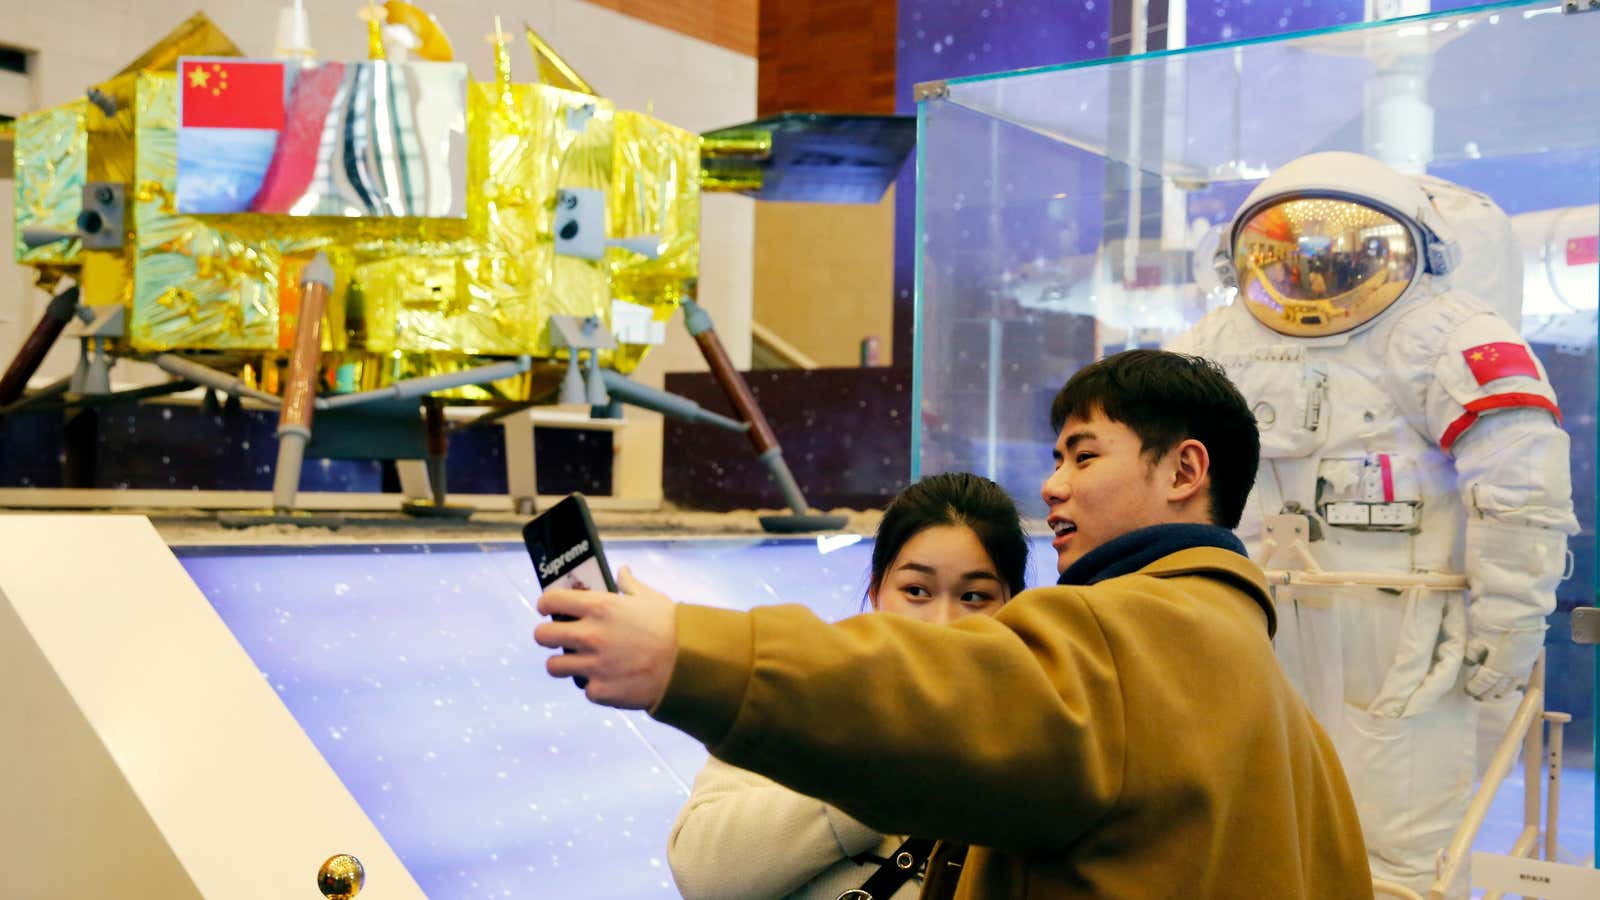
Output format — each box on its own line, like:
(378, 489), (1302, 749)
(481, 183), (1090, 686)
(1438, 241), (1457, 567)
(667, 756), (886, 900)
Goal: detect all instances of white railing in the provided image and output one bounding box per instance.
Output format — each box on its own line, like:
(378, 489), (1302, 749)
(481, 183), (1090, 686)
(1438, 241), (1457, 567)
(1258, 514), (1582, 900)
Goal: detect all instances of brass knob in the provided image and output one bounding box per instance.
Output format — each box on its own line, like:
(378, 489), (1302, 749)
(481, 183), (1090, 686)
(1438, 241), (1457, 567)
(317, 854), (365, 899)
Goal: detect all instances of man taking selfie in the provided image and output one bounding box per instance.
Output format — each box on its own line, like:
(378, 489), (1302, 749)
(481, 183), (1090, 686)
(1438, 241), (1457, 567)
(535, 350), (1371, 899)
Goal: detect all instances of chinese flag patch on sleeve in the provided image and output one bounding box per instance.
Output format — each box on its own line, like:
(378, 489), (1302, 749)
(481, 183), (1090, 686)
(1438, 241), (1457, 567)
(1567, 235), (1598, 267)
(180, 60), (285, 131)
(1462, 341), (1540, 385)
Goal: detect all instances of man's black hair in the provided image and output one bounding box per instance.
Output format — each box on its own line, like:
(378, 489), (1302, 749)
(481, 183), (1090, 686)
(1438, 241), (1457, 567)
(1049, 349), (1259, 529)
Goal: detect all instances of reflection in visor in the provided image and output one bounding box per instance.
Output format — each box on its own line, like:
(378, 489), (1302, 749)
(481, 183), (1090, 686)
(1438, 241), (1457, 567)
(1233, 196), (1419, 337)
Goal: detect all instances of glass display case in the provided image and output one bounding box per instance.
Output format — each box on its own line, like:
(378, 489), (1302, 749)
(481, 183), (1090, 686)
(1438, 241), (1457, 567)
(914, 0), (1598, 887)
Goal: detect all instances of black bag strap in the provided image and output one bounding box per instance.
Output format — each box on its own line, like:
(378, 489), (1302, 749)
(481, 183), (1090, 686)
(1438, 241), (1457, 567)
(836, 836), (936, 900)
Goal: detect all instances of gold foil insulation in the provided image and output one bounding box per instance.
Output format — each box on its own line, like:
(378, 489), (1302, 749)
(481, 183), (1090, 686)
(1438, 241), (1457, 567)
(132, 72), (279, 350)
(116, 12), (241, 76)
(14, 39), (701, 402)
(524, 23), (596, 95)
(13, 101), (86, 267)
(548, 89), (619, 353)
(384, 2), (455, 61)
(699, 128), (770, 194)
(80, 71), (141, 311)
(608, 110), (700, 372)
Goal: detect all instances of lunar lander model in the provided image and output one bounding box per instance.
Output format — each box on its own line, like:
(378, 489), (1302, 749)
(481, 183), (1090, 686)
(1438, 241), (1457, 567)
(4, 7), (912, 529)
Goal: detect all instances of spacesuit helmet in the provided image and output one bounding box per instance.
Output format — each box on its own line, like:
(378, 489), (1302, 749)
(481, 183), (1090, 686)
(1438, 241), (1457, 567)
(1218, 152), (1462, 338)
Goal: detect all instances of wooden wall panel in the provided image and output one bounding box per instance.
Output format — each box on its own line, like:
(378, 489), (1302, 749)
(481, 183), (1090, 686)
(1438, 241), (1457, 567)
(582, 0), (758, 57)
(751, 3), (898, 373)
(758, 0), (897, 115)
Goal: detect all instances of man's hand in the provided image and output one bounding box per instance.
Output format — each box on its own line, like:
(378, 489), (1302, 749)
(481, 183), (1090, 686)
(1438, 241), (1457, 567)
(534, 567), (678, 709)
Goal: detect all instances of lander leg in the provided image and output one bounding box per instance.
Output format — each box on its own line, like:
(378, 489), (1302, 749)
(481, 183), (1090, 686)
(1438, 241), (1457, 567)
(272, 255), (334, 512)
(679, 298), (846, 533)
(399, 396), (474, 519)
(0, 285), (81, 411)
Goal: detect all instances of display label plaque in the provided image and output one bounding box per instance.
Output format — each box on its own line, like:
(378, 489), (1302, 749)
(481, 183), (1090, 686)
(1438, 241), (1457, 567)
(1470, 853), (1600, 899)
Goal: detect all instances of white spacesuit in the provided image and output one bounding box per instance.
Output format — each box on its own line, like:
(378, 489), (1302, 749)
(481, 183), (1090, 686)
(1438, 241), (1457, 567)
(1169, 152), (1578, 894)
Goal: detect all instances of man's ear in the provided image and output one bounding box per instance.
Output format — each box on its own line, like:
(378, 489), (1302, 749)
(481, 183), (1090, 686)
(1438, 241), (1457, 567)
(1168, 438), (1210, 506)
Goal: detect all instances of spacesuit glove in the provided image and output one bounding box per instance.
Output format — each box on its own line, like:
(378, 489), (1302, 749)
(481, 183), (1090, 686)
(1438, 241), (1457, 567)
(1461, 521), (1565, 701)
(1463, 626), (1545, 701)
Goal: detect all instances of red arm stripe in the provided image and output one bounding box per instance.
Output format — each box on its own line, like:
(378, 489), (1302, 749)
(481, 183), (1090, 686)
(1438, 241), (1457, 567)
(1439, 393), (1562, 452)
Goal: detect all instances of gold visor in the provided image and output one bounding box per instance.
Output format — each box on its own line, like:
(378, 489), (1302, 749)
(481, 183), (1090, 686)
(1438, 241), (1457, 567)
(1232, 195), (1419, 337)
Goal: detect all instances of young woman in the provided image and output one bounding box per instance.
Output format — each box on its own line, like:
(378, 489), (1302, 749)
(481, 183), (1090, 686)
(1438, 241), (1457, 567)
(666, 472), (1030, 900)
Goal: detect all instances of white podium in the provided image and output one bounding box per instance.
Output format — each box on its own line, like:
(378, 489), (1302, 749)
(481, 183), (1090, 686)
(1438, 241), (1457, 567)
(0, 515), (423, 899)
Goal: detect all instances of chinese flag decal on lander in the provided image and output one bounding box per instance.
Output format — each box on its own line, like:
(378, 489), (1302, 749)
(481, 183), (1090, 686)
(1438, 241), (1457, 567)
(176, 59), (286, 214)
(1462, 342), (1540, 386)
(181, 60), (284, 130)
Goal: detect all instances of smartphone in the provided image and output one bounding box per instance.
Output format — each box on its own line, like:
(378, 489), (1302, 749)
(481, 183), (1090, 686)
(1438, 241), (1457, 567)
(523, 493), (616, 688)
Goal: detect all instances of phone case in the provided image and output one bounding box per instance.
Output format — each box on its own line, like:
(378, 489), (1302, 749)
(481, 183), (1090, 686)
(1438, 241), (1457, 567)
(523, 493), (615, 689)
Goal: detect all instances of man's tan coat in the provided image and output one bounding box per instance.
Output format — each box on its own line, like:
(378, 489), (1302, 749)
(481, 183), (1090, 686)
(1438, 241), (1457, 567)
(653, 547), (1373, 899)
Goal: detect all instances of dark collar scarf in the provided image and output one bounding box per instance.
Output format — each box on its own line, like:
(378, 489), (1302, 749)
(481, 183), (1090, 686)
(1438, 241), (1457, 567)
(1058, 523), (1248, 587)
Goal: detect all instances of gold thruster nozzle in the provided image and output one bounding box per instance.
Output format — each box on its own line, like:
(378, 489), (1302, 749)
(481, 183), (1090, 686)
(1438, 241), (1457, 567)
(317, 854), (365, 899)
